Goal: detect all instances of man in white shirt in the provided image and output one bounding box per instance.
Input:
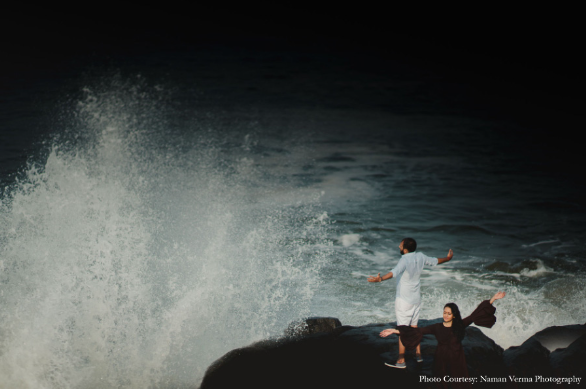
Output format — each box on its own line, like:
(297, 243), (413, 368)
(367, 237), (453, 368)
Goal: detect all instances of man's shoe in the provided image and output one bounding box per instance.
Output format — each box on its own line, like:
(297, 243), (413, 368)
(385, 361), (406, 369)
(416, 353), (423, 363)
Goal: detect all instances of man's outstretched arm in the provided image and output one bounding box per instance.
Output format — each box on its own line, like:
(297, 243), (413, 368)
(367, 271), (393, 283)
(437, 249), (454, 264)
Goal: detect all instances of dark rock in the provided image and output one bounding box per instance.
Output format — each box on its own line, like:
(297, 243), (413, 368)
(462, 326), (506, 377)
(200, 331), (421, 389)
(339, 320), (436, 376)
(201, 318), (586, 389)
(284, 316), (342, 337)
(531, 324), (586, 351)
(503, 338), (552, 377)
(331, 324), (356, 336)
(550, 333), (586, 376)
(201, 317), (506, 389)
(499, 325), (586, 387)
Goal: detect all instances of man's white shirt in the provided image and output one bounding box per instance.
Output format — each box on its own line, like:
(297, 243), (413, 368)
(390, 252), (438, 305)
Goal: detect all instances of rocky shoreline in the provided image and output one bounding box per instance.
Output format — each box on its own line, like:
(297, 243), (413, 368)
(201, 317), (585, 389)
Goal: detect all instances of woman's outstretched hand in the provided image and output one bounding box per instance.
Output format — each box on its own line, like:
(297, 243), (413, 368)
(380, 328), (399, 337)
(490, 291), (506, 304)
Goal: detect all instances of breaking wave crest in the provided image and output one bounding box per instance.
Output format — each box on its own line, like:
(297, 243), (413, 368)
(0, 75), (331, 388)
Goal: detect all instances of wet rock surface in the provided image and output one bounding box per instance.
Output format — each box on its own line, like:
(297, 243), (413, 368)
(549, 333), (586, 377)
(200, 320), (585, 389)
(503, 337), (552, 377)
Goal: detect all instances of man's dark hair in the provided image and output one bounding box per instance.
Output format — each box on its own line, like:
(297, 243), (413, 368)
(402, 238), (417, 252)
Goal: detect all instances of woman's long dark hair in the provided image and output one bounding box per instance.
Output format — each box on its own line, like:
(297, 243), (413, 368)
(445, 303), (465, 342)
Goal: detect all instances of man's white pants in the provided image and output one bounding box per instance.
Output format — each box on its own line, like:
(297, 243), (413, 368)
(395, 297), (421, 326)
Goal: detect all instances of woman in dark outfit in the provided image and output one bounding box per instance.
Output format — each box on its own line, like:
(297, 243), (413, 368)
(380, 292), (506, 388)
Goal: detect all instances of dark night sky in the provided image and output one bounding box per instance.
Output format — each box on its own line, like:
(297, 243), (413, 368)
(1, 6), (584, 174)
(3, 7), (583, 81)
(3, 7), (584, 108)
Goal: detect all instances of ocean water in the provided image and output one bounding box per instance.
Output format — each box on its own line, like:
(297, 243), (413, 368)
(1, 39), (585, 388)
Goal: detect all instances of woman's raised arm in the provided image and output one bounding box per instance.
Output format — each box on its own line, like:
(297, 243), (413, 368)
(490, 291), (506, 304)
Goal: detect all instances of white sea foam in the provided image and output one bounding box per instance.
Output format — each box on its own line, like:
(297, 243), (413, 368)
(522, 239), (560, 248)
(519, 260), (553, 277)
(340, 233), (361, 247)
(0, 78), (332, 388)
